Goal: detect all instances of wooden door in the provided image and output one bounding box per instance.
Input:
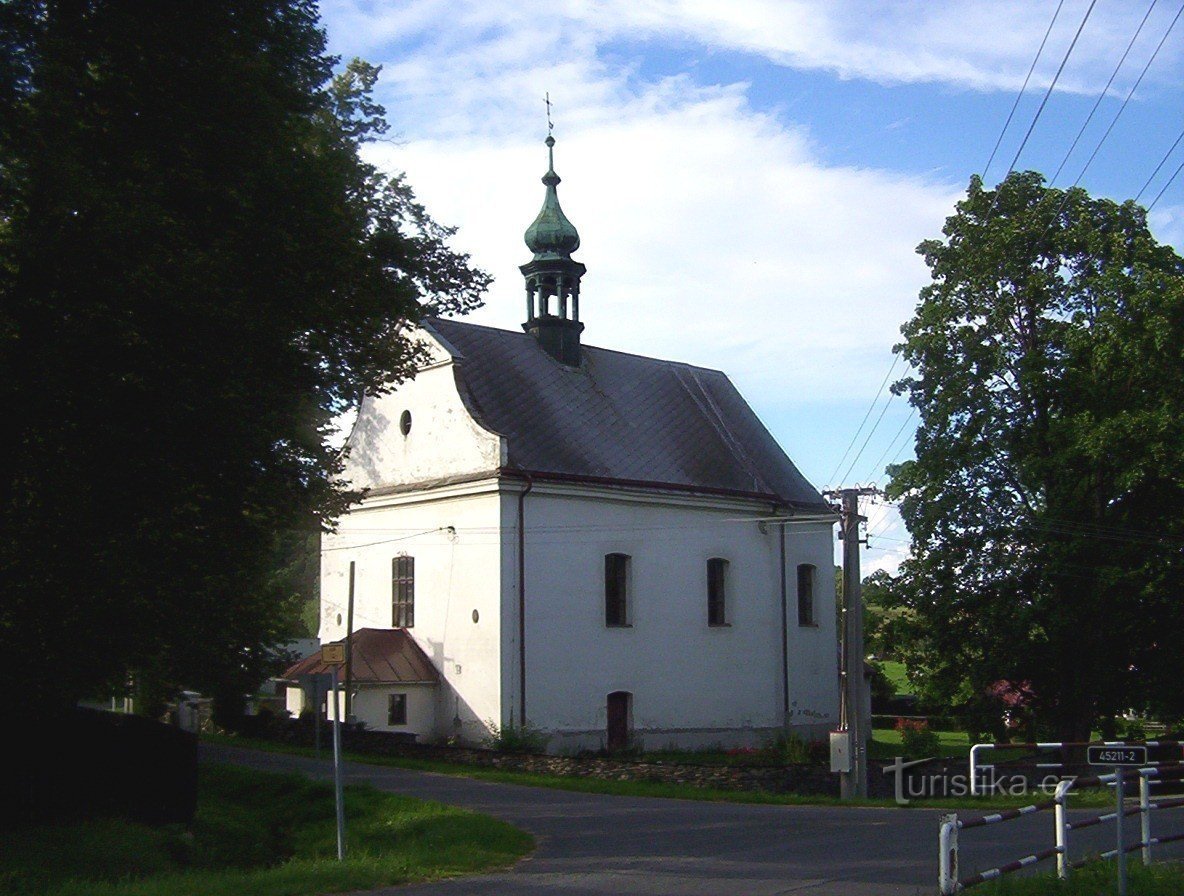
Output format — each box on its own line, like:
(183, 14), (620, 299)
(606, 691), (631, 751)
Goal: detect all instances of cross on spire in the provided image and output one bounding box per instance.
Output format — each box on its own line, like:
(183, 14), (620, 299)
(545, 92), (554, 133)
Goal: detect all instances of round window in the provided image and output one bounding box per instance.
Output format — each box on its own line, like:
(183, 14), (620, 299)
(399, 410), (412, 436)
(472, 609), (480, 624)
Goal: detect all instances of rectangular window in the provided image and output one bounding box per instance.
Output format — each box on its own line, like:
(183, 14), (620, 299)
(392, 555), (414, 628)
(797, 563), (816, 626)
(707, 557), (728, 626)
(605, 553), (630, 626)
(388, 693), (407, 726)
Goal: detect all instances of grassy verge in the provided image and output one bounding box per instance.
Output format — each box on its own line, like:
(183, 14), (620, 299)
(979, 861), (1184, 894)
(204, 732), (1110, 810)
(0, 764), (532, 896)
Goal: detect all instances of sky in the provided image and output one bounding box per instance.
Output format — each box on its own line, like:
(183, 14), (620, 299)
(318, 0), (1184, 574)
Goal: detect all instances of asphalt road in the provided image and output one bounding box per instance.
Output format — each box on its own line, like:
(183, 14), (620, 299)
(203, 744), (1182, 896)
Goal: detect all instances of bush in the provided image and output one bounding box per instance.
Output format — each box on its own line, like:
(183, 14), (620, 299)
(768, 733), (827, 765)
(483, 721), (550, 754)
(895, 718), (940, 757)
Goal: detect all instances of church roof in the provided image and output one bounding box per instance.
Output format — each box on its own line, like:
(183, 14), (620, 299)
(283, 628), (439, 685)
(425, 317), (828, 511)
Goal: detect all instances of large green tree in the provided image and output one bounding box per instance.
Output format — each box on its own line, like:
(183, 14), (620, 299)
(0, 1), (487, 718)
(887, 171), (1184, 741)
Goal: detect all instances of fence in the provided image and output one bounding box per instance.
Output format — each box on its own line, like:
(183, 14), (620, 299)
(938, 765), (1184, 894)
(969, 740), (1183, 796)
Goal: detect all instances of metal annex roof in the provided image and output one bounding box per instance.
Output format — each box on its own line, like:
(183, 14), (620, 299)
(425, 318), (828, 511)
(283, 628), (440, 684)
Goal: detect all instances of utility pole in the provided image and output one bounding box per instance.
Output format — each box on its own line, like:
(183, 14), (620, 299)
(343, 560), (355, 723)
(825, 486), (880, 799)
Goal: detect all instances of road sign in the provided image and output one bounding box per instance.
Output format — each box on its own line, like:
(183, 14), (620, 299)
(322, 643), (345, 664)
(1087, 745), (1147, 767)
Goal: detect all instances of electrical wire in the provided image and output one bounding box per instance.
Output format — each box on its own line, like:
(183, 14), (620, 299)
(1146, 153), (1184, 212)
(1049, 0), (1159, 186)
(1136, 127), (1184, 202)
(999, 0), (1099, 182)
(826, 354), (899, 488)
(1059, 0), (1184, 193)
(983, 0), (1068, 181)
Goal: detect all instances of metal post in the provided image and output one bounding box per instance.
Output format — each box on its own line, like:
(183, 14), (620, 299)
(1116, 768), (1126, 896)
(331, 665), (346, 861)
(1139, 771), (1152, 865)
(938, 814), (959, 895)
(344, 561), (355, 723)
(1055, 779), (1072, 880)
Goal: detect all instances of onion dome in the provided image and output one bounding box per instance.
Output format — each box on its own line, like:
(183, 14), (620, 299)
(524, 136), (580, 258)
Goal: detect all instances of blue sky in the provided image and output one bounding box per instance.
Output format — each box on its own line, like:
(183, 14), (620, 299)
(319, 0), (1184, 572)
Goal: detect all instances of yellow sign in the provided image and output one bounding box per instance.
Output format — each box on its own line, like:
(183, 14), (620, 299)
(322, 644), (345, 664)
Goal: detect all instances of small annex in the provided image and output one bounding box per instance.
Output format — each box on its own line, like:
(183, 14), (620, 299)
(287, 132), (840, 752)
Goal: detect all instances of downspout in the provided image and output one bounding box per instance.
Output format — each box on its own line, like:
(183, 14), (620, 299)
(779, 518), (790, 729)
(517, 473), (534, 728)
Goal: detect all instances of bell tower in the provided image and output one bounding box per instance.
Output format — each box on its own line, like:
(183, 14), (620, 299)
(520, 130), (586, 366)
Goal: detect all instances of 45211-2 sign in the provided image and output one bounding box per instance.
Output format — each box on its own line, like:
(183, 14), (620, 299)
(1086, 745), (1147, 767)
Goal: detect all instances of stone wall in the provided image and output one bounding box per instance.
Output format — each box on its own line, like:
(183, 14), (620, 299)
(286, 724), (840, 796)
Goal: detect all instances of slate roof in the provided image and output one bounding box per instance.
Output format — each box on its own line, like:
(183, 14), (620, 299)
(425, 318), (828, 511)
(283, 628), (440, 684)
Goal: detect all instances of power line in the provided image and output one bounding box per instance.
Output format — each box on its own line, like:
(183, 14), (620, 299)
(863, 407), (917, 484)
(1136, 127), (1184, 202)
(1061, 0), (1184, 192)
(1147, 154), (1184, 211)
(838, 390), (897, 487)
(999, 0), (1099, 181)
(826, 354), (899, 488)
(1049, 0), (1159, 186)
(983, 0), (1068, 181)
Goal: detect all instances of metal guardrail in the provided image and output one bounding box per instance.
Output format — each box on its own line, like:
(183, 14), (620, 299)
(968, 741), (1183, 796)
(938, 765), (1184, 894)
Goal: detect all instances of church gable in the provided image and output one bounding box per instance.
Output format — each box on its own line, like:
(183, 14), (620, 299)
(341, 330), (504, 492)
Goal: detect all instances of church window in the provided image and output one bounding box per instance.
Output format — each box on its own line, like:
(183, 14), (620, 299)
(707, 557), (728, 626)
(392, 556), (415, 627)
(388, 693), (407, 726)
(797, 563), (816, 626)
(399, 410), (412, 435)
(605, 553), (631, 626)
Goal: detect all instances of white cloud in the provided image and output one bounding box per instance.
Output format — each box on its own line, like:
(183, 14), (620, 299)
(324, 0), (1184, 103)
(366, 82), (956, 409)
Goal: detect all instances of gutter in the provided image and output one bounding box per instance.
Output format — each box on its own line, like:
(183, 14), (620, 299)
(517, 472), (534, 727)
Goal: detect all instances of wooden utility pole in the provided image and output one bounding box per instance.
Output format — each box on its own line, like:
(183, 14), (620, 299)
(826, 486), (880, 799)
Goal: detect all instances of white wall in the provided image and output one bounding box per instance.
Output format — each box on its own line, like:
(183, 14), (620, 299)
(341, 331), (503, 492)
(351, 684), (436, 737)
(322, 330), (508, 746)
(505, 483), (839, 751)
(321, 486), (504, 745)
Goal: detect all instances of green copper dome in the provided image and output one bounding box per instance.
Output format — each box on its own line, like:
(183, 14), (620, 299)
(524, 136), (580, 258)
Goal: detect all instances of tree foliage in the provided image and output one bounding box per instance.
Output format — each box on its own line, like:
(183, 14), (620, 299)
(886, 171), (1184, 739)
(0, 1), (488, 717)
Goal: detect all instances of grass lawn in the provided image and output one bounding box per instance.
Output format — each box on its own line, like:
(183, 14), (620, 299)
(0, 764), (532, 896)
(880, 660), (914, 696)
(870, 725), (975, 759)
(978, 861), (1184, 894)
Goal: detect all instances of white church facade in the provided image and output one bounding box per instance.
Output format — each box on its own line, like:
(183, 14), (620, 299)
(288, 134), (840, 752)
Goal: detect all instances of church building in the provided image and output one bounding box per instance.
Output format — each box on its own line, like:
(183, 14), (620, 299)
(287, 133), (840, 752)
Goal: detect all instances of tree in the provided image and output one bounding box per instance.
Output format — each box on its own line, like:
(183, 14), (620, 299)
(886, 171), (1184, 742)
(0, 2), (488, 720)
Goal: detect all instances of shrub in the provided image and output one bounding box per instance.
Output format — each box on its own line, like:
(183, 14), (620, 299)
(483, 721), (550, 754)
(895, 718), (940, 757)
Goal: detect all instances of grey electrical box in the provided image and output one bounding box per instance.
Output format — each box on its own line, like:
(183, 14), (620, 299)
(830, 730), (851, 773)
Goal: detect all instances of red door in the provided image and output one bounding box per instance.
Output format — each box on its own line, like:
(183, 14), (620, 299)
(607, 691), (631, 751)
